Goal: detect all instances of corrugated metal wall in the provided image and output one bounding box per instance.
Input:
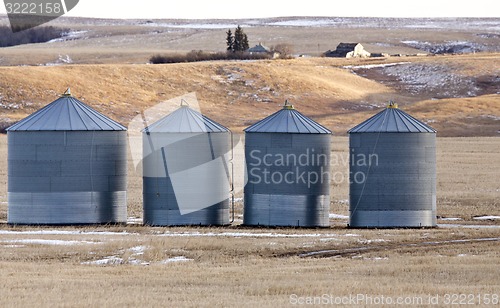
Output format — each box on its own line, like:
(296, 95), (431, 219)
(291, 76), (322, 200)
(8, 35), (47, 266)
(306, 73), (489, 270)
(244, 133), (331, 227)
(349, 133), (437, 227)
(142, 132), (230, 226)
(8, 131), (128, 224)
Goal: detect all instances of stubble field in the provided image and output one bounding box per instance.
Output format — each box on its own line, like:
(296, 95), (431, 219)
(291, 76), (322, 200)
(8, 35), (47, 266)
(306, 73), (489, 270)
(0, 134), (499, 307)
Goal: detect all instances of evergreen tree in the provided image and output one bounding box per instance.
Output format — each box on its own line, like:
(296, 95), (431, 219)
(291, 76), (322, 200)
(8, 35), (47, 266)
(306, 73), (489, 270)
(226, 25), (249, 53)
(242, 33), (249, 51)
(233, 25), (247, 52)
(226, 29), (234, 52)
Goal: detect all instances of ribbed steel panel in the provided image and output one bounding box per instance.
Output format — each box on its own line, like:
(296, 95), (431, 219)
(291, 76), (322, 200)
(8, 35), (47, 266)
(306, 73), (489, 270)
(143, 187), (229, 226)
(244, 194), (330, 227)
(142, 106), (231, 226)
(349, 210), (436, 228)
(8, 177), (51, 192)
(60, 160), (117, 176)
(7, 145), (37, 160)
(8, 161), (61, 177)
(8, 131), (66, 145)
(65, 131), (126, 145)
(244, 130), (331, 227)
(49, 176), (109, 192)
(8, 192), (127, 225)
(36, 145), (93, 161)
(349, 132), (437, 228)
(96, 145), (128, 160)
(7, 131), (128, 225)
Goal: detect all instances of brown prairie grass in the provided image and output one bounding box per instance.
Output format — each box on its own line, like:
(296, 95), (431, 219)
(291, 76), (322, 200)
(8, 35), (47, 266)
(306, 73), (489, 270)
(0, 54), (499, 136)
(0, 57), (392, 131)
(0, 133), (499, 306)
(0, 226), (499, 307)
(435, 137), (500, 219)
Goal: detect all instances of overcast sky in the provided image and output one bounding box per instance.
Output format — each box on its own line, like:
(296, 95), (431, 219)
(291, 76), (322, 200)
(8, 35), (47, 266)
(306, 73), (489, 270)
(1, 0), (499, 19)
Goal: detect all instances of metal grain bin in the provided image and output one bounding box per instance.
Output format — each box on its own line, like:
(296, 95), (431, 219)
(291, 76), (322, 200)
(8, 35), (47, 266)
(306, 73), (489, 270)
(7, 90), (127, 225)
(142, 103), (231, 226)
(243, 101), (332, 227)
(348, 102), (437, 228)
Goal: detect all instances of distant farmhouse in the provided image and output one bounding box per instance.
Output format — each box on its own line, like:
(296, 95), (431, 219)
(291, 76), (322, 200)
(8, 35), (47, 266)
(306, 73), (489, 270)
(247, 42), (280, 58)
(247, 42), (271, 53)
(324, 43), (371, 58)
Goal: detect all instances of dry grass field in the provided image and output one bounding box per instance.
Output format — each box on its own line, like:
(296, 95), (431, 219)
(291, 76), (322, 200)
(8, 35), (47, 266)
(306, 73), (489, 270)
(0, 133), (499, 307)
(0, 16), (498, 65)
(0, 228), (499, 307)
(0, 16), (499, 307)
(0, 17), (498, 136)
(0, 54), (499, 136)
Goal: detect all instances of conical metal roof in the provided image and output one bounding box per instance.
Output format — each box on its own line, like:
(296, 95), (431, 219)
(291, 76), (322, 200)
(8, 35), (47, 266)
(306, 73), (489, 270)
(144, 104), (229, 133)
(348, 102), (436, 133)
(244, 101), (331, 134)
(6, 90), (126, 131)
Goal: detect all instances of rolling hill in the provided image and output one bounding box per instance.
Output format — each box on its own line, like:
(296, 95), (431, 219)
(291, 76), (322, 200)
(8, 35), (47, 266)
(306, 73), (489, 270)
(0, 54), (499, 136)
(0, 16), (498, 136)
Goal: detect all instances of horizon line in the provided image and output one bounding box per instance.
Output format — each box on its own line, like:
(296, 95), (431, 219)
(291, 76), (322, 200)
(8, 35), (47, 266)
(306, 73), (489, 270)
(0, 14), (499, 21)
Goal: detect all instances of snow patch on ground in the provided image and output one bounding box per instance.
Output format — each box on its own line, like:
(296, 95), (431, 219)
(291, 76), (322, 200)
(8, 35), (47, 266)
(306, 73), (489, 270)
(82, 256), (125, 265)
(474, 216), (500, 220)
(129, 245), (147, 255)
(156, 231), (343, 238)
(267, 19), (343, 27)
(383, 63), (477, 97)
(358, 239), (389, 244)
(1, 239), (98, 246)
(143, 22), (240, 29)
(48, 30), (88, 43)
(0, 229), (366, 240)
(367, 257), (389, 261)
(352, 256), (389, 261)
(438, 224), (500, 229)
(402, 40), (494, 54)
(355, 62), (480, 98)
(161, 256), (193, 264)
(0, 102), (21, 110)
(82, 245), (192, 266)
(0, 230), (135, 236)
(424, 238), (500, 245)
(44, 54), (73, 66)
(440, 217), (463, 221)
(329, 213), (349, 219)
(127, 217), (142, 224)
(135, 17), (500, 32)
(319, 238), (342, 242)
(344, 62), (410, 70)
(82, 245), (150, 266)
(482, 115), (500, 121)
